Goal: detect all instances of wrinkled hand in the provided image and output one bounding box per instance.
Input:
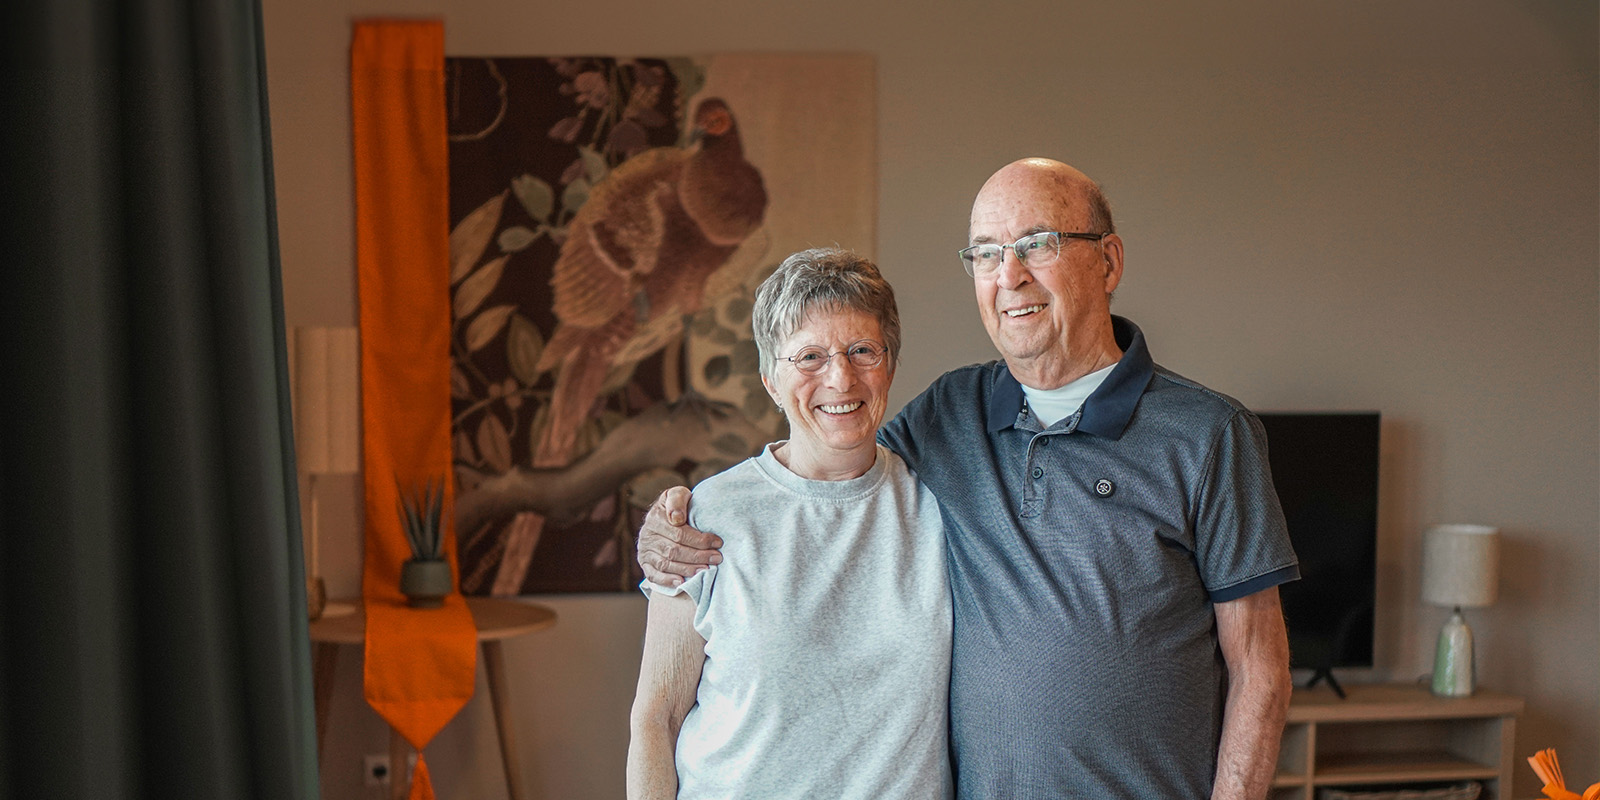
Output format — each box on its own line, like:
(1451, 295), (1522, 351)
(636, 486), (723, 587)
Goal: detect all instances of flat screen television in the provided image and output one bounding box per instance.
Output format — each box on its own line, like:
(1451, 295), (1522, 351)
(1255, 412), (1379, 694)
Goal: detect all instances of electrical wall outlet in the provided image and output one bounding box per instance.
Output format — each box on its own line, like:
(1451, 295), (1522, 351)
(362, 752), (417, 788)
(363, 754), (390, 787)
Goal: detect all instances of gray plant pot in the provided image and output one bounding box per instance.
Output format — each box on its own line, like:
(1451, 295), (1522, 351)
(400, 558), (452, 608)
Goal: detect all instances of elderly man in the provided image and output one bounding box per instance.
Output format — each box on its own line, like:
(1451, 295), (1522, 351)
(639, 158), (1299, 799)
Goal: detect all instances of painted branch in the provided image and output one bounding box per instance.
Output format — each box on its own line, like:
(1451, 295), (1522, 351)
(454, 398), (768, 540)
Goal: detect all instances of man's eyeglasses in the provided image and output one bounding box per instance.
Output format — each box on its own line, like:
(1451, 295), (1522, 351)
(958, 231), (1107, 277)
(776, 340), (888, 374)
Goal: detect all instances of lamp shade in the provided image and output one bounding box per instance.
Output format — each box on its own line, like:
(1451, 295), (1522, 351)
(1420, 524), (1500, 608)
(290, 326), (361, 475)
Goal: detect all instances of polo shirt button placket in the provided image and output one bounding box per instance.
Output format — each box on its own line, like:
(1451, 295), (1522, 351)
(1031, 466), (1044, 480)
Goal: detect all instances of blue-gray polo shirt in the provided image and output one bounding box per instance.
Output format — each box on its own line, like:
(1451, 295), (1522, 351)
(880, 315), (1299, 799)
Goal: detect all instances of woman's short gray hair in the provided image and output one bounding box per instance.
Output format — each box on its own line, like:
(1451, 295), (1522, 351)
(752, 248), (901, 381)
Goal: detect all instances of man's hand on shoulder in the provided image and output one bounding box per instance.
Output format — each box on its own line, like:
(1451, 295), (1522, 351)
(636, 485), (724, 587)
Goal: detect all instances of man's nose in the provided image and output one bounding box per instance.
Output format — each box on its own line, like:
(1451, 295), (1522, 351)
(995, 248), (1031, 289)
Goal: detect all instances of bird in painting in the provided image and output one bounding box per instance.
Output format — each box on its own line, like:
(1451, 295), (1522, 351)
(532, 97), (767, 469)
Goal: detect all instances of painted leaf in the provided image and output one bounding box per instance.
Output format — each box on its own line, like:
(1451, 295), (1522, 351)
(560, 158), (585, 186)
(712, 433), (748, 457)
(450, 191), (506, 285)
(549, 116), (582, 143)
(476, 414), (512, 473)
(562, 177), (591, 216)
(591, 537), (618, 568)
(506, 314), (545, 384)
(722, 294), (752, 324)
(453, 429), (476, 464)
(607, 119), (648, 156)
(703, 354), (731, 387)
(498, 225), (538, 253)
(588, 494), (615, 523)
(465, 304), (516, 352)
(578, 145), (608, 184)
(511, 174), (555, 221)
(453, 254), (509, 319)
(526, 401), (551, 460)
(450, 366), (472, 399)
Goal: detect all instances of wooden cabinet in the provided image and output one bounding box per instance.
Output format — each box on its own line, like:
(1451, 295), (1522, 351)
(1274, 684), (1524, 800)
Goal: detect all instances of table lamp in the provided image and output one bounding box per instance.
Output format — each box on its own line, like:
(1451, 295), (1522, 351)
(290, 326), (361, 620)
(1421, 523), (1500, 697)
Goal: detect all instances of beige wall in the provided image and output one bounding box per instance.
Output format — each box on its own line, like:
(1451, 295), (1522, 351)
(264, 0), (1599, 797)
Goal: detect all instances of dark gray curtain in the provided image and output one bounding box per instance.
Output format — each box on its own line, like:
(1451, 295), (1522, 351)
(0, 0), (319, 798)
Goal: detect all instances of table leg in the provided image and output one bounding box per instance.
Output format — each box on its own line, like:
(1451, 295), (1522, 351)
(483, 640), (527, 800)
(389, 727), (409, 800)
(312, 642), (339, 760)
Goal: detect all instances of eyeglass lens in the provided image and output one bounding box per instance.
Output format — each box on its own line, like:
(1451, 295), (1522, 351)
(789, 341), (884, 373)
(960, 232), (1063, 275)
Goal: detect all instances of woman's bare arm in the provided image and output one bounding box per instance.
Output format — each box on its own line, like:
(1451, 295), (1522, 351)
(626, 591), (706, 800)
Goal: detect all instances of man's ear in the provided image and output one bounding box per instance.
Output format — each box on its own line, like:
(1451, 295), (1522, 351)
(1100, 233), (1126, 295)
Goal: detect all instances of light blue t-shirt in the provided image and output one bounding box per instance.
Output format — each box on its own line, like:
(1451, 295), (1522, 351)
(645, 442), (952, 800)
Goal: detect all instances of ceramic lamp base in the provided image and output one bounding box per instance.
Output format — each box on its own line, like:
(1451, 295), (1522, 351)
(1430, 608), (1475, 697)
(400, 559), (453, 608)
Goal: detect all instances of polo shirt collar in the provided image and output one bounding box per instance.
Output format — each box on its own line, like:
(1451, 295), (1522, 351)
(986, 315), (1154, 438)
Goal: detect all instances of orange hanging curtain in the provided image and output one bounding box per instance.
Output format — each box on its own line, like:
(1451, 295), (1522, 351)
(352, 19), (477, 800)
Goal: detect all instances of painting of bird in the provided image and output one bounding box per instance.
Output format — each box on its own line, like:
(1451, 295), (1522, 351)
(531, 97), (768, 468)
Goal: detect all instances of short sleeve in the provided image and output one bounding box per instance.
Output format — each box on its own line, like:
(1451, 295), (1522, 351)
(1194, 410), (1300, 602)
(639, 562), (718, 606)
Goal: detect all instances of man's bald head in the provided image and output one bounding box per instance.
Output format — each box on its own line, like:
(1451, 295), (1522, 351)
(970, 158), (1115, 238)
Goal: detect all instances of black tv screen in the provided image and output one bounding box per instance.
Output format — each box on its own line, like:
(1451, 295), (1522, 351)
(1256, 412), (1380, 671)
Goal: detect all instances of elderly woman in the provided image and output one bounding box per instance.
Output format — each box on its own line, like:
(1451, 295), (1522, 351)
(626, 248), (951, 799)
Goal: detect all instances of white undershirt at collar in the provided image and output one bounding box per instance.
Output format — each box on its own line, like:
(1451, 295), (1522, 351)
(1019, 363), (1117, 428)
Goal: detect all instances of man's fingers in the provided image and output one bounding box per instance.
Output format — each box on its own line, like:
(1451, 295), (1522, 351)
(662, 485), (691, 527)
(638, 515), (722, 565)
(639, 554), (709, 585)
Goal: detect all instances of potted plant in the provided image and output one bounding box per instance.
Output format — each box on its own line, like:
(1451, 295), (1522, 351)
(397, 477), (451, 608)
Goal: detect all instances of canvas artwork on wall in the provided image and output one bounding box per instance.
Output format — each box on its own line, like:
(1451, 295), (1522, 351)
(445, 54), (875, 594)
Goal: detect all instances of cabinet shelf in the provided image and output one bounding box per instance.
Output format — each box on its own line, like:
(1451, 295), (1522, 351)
(1274, 684), (1523, 800)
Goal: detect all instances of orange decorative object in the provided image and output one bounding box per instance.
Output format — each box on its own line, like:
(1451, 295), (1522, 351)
(353, 19), (477, 800)
(1528, 748), (1600, 800)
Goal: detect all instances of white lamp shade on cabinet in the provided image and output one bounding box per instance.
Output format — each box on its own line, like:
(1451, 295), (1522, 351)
(1421, 524), (1500, 608)
(290, 326), (361, 475)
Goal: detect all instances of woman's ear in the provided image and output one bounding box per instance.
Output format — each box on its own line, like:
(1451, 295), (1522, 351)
(761, 373), (783, 413)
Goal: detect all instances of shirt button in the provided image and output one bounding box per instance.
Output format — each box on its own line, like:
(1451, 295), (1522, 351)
(1039, 438), (1049, 447)
(1032, 466), (1044, 479)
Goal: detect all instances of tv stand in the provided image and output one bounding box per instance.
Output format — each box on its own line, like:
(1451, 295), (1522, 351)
(1303, 666), (1347, 699)
(1274, 684), (1523, 800)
